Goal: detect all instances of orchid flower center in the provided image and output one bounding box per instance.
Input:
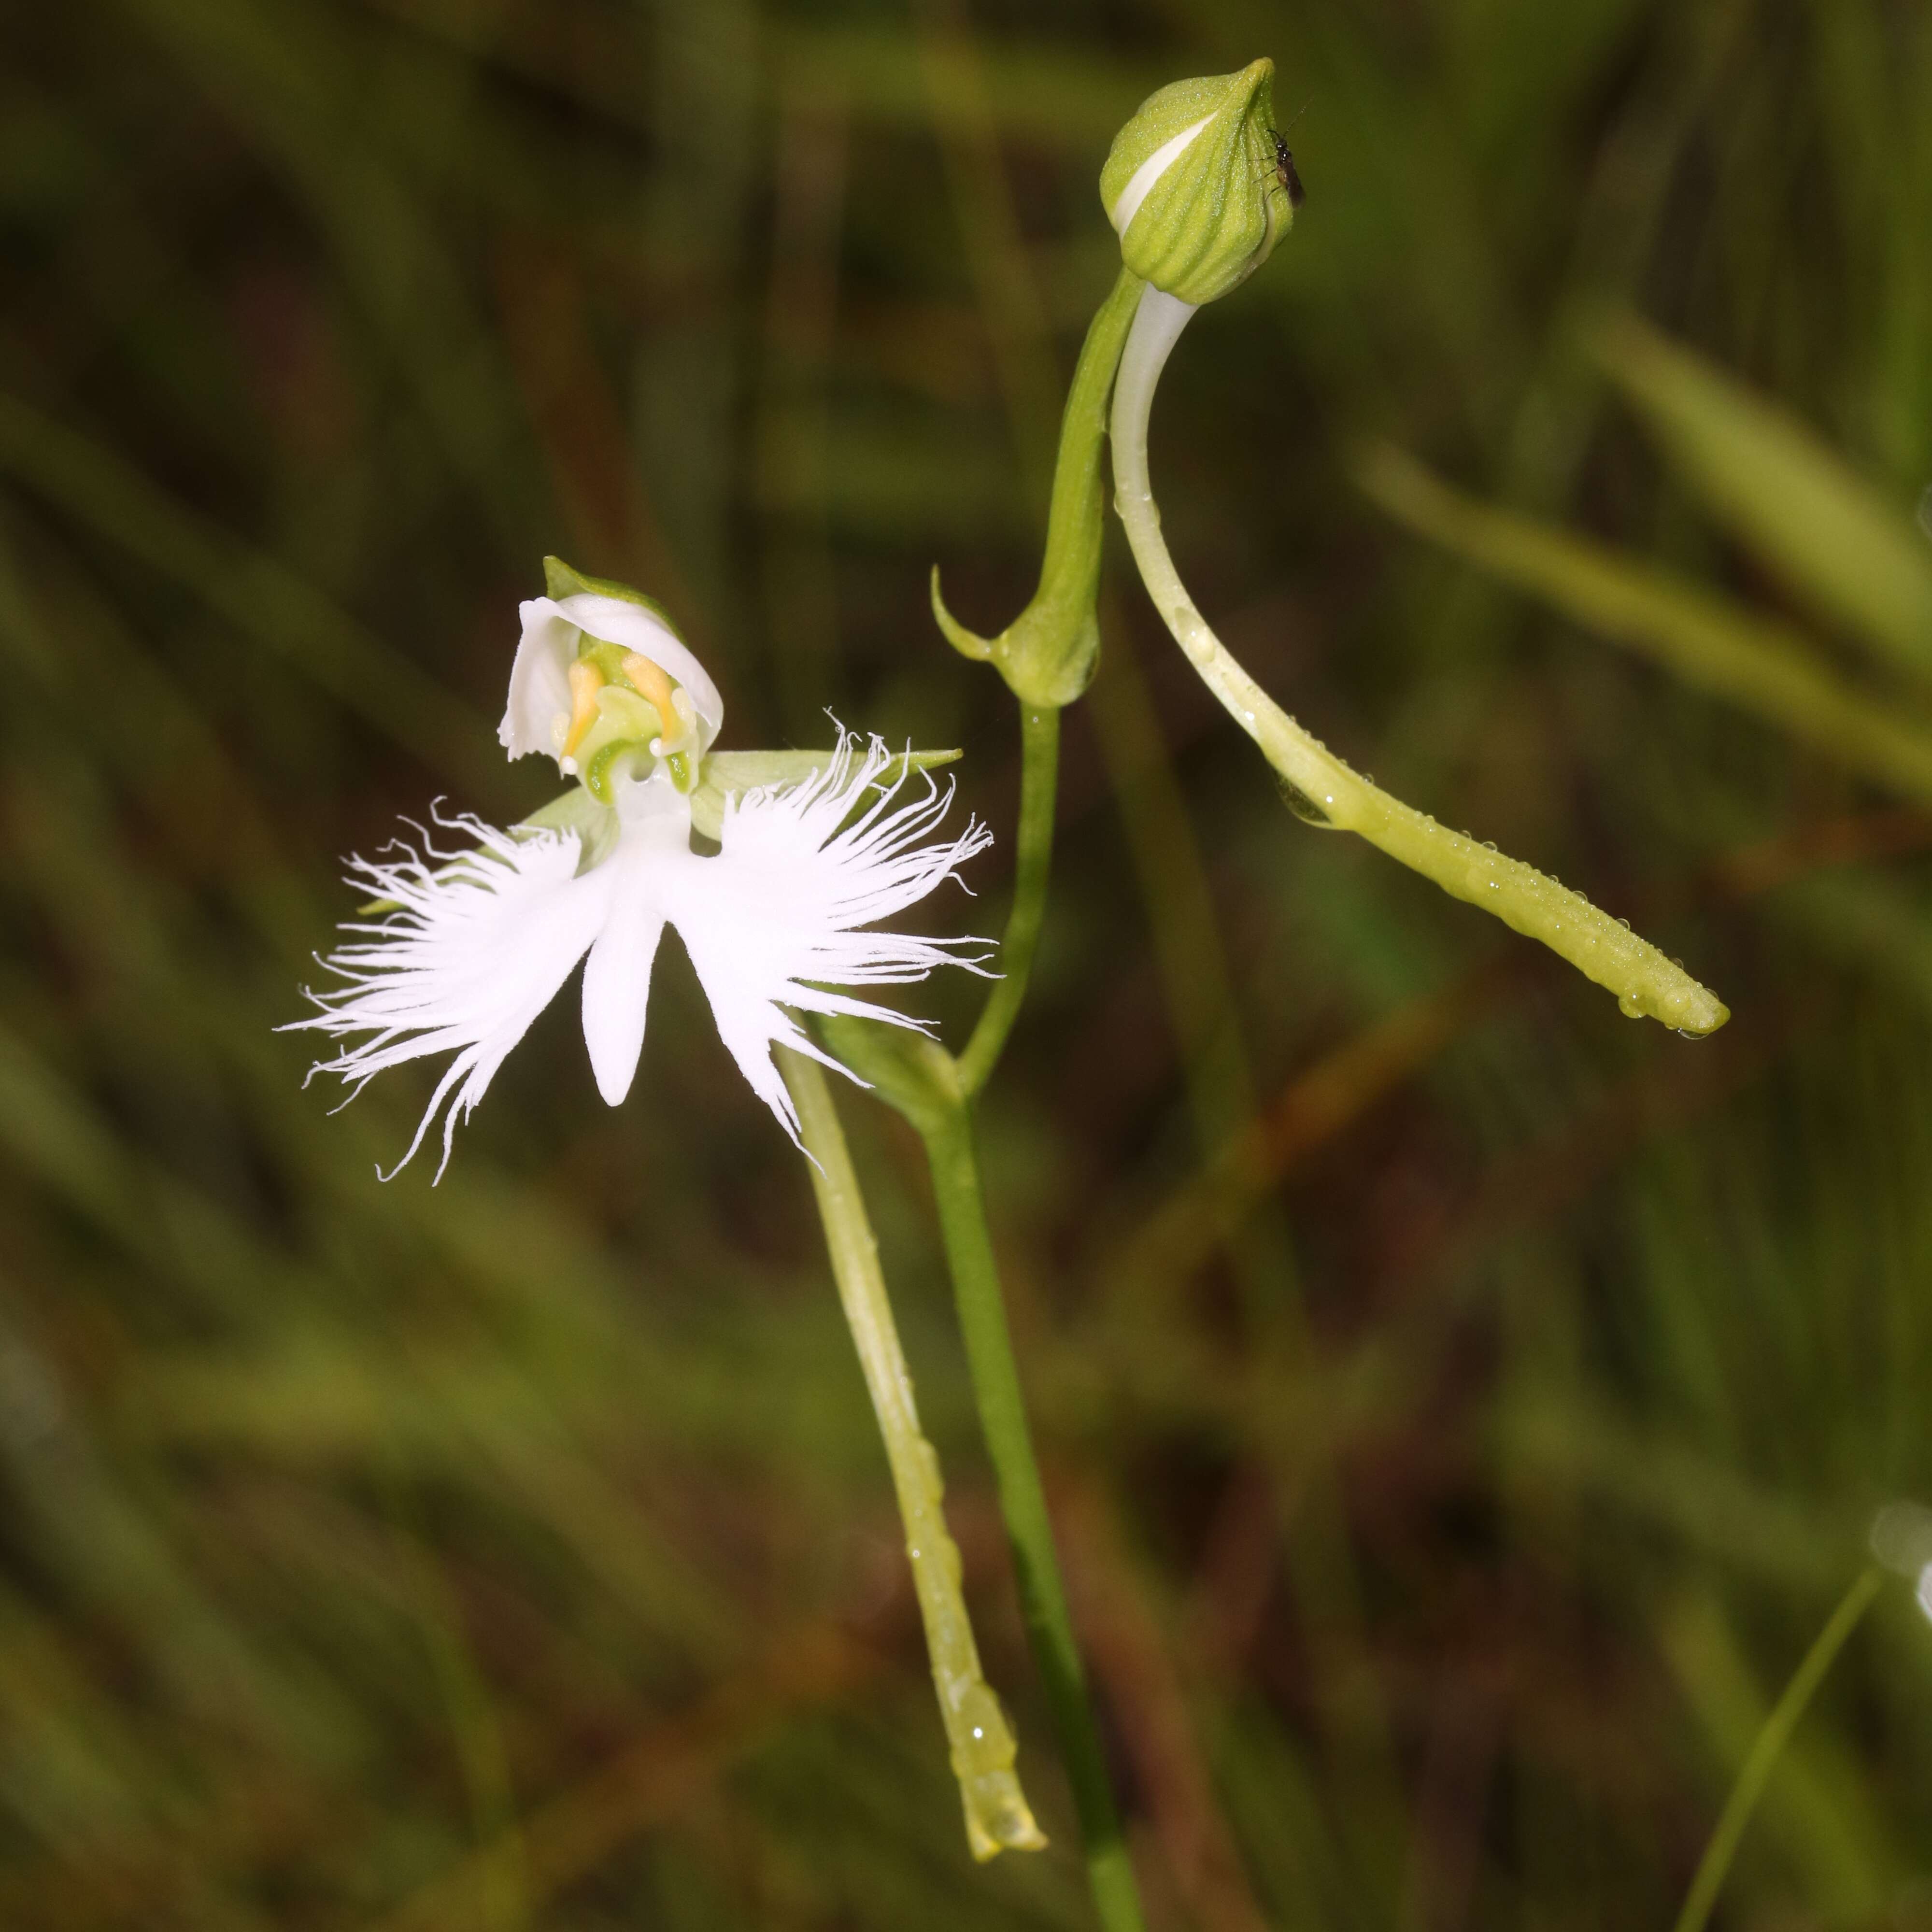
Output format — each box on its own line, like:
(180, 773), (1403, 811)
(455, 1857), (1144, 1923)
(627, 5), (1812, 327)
(556, 639), (701, 802)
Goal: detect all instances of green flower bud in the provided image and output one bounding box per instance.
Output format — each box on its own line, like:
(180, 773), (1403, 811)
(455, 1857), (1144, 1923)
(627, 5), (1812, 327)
(1099, 58), (1293, 306)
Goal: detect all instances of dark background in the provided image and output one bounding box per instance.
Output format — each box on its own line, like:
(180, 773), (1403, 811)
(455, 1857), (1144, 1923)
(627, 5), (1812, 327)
(4, 0), (1932, 1926)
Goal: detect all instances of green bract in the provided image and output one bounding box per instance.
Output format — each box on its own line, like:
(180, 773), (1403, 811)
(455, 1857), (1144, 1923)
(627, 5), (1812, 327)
(1099, 58), (1291, 307)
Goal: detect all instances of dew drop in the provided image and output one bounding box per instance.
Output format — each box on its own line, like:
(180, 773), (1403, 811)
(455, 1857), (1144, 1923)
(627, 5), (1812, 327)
(1275, 773), (1334, 826)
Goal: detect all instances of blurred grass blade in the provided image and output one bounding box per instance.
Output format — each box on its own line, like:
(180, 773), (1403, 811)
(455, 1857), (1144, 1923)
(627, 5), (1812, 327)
(0, 393), (496, 790)
(1593, 312), (1932, 683)
(1357, 442), (1932, 807)
(1669, 1568), (1886, 1932)
(114, 0), (540, 545)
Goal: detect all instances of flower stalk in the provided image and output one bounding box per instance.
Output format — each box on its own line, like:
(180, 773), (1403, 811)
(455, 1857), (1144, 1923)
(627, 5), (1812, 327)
(815, 703), (1139, 1926)
(1109, 282), (1729, 1036)
(817, 1014), (1144, 1932)
(780, 1047), (1046, 1862)
(919, 1099), (1142, 1930)
(957, 704), (1060, 1095)
(932, 269), (1144, 707)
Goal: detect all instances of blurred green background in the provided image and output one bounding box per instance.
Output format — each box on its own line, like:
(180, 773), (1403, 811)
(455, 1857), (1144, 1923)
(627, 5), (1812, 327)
(5, 0), (1932, 1925)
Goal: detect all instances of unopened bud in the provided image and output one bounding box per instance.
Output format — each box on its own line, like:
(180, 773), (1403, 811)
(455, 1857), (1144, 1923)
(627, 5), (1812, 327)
(1100, 58), (1293, 306)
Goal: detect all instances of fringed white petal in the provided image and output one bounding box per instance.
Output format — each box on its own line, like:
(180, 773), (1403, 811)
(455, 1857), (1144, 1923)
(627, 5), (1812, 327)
(662, 733), (993, 1141)
(286, 813), (613, 1178)
(288, 737), (989, 1172)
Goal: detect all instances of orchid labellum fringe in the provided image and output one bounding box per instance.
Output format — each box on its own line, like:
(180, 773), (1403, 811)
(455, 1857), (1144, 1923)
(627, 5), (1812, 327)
(1109, 283), (1729, 1037)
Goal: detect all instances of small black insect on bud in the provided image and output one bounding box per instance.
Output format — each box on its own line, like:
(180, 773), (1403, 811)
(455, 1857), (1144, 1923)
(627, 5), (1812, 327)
(1272, 132), (1305, 211)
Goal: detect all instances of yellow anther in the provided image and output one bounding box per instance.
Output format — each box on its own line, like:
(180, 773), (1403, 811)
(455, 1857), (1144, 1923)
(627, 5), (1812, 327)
(562, 658), (607, 756)
(619, 652), (690, 750)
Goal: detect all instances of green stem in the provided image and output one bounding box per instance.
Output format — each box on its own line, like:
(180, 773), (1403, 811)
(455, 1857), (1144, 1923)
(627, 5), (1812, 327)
(1108, 281), (1729, 1037)
(958, 704), (1059, 1096)
(1672, 1565), (1884, 1932)
(919, 1099), (1145, 1932)
(930, 265), (1144, 707)
(781, 1048), (1047, 1861)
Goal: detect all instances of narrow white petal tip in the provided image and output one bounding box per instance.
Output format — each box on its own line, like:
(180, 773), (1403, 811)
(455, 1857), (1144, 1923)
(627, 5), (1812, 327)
(590, 1060), (636, 1107)
(581, 885), (664, 1108)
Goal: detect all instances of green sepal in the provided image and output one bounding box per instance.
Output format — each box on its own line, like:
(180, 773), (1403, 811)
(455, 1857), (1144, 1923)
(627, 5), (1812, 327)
(813, 1013), (961, 1136)
(1099, 58), (1291, 306)
(690, 747), (961, 840)
(543, 554), (684, 638)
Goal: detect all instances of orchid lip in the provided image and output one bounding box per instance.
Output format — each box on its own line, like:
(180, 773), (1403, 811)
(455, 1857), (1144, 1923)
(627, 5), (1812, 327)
(286, 733), (993, 1179)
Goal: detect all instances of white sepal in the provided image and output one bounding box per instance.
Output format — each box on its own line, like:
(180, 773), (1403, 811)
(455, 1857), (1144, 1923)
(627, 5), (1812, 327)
(499, 602), (579, 763)
(552, 594), (723, 751)
(500, 595), (724, 770)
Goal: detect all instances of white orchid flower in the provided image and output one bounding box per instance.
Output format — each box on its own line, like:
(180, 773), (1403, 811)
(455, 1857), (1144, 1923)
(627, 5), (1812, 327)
(290, 582), (991, 1178)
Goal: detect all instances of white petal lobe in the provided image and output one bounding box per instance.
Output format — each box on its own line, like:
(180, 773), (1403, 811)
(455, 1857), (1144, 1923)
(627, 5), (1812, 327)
(579, 779), (686, 1106)
(662, 734), (993, 1141)
(286, 814), (611, 1177)
(581, 896), (665, 1107)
